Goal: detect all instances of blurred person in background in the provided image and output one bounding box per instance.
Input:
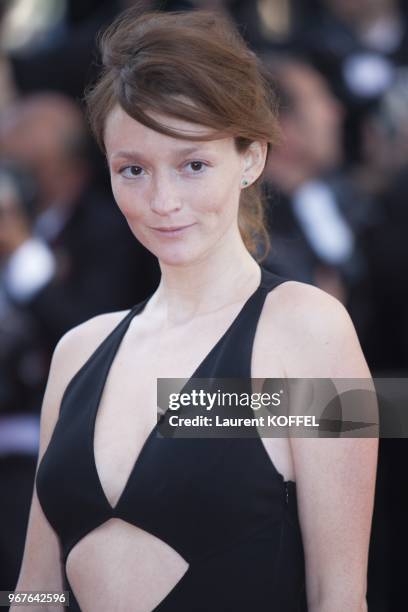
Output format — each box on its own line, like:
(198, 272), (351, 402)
(353, 68), (408, 373)
(297, 0), (408, 162)
(0, 92), (160, 350)
(0, 161), (41, 592)
(0, 160), (43, 414)
(261, 55), (370, 311)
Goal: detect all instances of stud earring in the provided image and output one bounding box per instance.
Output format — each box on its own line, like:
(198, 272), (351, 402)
(241, 178), (249, 188)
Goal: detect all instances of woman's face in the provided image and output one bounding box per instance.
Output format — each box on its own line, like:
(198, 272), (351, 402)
(104, 104), (248, 266)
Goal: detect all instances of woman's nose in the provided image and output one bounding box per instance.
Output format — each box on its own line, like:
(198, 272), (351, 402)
(149, 177), (182, 215)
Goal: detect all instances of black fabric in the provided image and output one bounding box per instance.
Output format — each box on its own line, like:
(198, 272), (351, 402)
(0, 455), (37, 590)
(36, 266), (307, 611)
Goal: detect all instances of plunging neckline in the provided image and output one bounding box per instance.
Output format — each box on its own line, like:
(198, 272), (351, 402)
(91, 267), (268, 513)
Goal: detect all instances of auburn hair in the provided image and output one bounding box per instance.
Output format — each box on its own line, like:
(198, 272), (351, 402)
(85, 5), (280, 260)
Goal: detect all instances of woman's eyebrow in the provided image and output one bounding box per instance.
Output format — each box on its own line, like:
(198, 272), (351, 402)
(110, 145), (210, 162)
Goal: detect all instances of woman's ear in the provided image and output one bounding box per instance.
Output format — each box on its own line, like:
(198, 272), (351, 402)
(241, 141), (268, 187)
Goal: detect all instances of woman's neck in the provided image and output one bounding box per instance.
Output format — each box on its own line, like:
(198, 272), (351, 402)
(148, 236), (261, 327)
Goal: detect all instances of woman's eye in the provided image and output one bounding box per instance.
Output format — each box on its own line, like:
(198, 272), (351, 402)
(187, 161), (206, 173)
(120, 165), (143, 178)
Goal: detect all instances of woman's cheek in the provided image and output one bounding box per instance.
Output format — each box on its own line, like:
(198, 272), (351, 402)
(111, 179), (126, 212)
(112, 181), (140, 219)
(205, 192), (234, 222)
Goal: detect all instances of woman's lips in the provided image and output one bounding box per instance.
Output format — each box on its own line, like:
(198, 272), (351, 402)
(150, 223), (196, 236)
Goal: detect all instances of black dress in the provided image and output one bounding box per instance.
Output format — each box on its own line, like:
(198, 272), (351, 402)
(36, 266), (307, 611)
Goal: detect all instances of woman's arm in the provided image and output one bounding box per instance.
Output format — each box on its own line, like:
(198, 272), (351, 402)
(11, 310), (129, 611)
(279, 284), (378, 612)
(10, 330), (76, 611)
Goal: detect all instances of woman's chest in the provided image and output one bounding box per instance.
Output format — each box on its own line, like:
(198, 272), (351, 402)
(92, 317), (292, 509)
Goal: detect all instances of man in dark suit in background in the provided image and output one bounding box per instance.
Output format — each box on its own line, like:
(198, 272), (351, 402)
(261, 55), (368, 305)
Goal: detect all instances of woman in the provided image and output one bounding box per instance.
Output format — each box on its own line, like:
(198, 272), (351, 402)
(13, 6), (377, 612)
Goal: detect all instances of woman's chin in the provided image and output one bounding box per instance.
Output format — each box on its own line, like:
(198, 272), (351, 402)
(150, 242), (201, 267)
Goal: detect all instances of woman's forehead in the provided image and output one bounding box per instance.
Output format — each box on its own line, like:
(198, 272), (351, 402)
(106, 103), (217, 136)
(104, 105), (235, 157)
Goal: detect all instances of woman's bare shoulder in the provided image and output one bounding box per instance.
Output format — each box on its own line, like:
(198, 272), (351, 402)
(263, 279), (346, 324)
(260, 280), (370, 377)
(38, 309), (132, 440)
(53, 308), (132, 382)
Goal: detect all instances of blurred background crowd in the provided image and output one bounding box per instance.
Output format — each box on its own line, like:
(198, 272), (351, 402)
(0, 0), (407, 610)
